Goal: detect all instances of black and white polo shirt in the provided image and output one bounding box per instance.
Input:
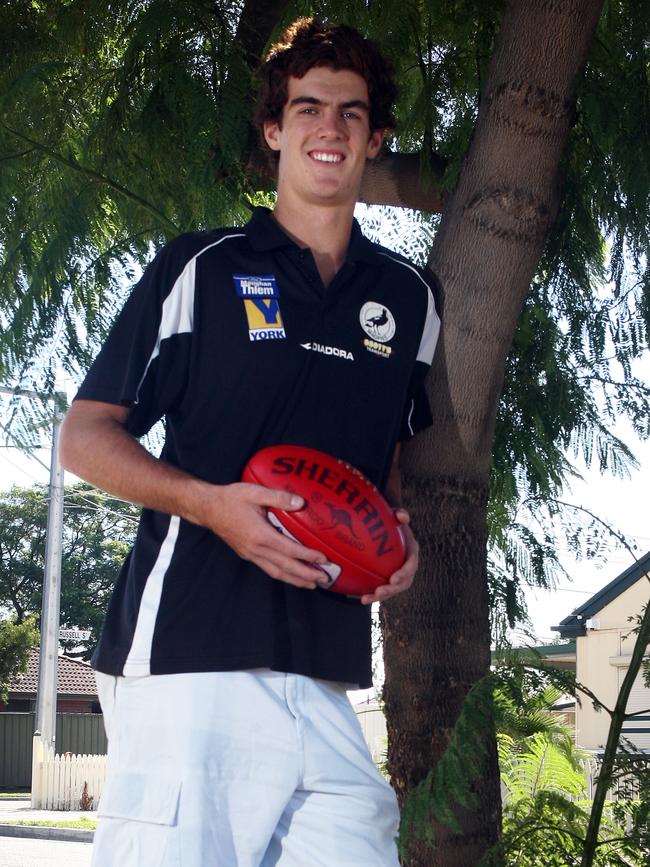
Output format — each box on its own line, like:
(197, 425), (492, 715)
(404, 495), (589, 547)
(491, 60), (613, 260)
(77, 208), (440, 687)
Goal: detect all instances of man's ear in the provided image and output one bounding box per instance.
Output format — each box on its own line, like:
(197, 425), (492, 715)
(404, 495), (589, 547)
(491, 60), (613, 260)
(366, 128), (385, 160)
(263, 120), (282, 152)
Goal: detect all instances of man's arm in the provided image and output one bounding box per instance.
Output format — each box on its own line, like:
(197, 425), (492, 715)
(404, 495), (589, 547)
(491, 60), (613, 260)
(59, 399), (328, 590)
(359, 443), (419, 605)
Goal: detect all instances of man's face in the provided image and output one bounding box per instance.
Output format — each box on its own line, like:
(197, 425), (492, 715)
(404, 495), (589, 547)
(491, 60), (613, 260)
(263, 66), (384, 210)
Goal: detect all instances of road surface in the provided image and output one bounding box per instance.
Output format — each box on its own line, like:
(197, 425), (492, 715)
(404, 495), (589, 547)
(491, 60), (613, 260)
(0, 836), (92, 866)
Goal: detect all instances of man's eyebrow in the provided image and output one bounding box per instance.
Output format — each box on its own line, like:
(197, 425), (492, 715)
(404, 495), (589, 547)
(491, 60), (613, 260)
(288, 96), (370, 112)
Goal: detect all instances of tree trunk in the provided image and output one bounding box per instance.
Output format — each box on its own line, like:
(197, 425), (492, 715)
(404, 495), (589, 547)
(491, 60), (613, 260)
(359, 151), (445, 212)
(383, 1), (604, 864)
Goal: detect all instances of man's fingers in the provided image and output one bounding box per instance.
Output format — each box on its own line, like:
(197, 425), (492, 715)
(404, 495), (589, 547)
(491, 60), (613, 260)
(359, 524), (418, 604)
(360, 578), (412, 605)
(360, 586), (396, 605)
(244, 483), (305, 512)
(256, 518), (326, 564)
(394, 507), (410, 525)
(255, 551), (325, 588)
(388, 553), (418, 585)
(258, 540), (324, 577)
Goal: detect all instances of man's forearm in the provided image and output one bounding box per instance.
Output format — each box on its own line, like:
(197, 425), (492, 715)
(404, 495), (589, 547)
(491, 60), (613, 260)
(59, 401), (213, 527)
(59, 400), (328, 589)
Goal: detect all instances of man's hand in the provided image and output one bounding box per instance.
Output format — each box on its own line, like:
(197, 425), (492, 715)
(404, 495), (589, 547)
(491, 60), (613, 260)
(60, 400), (328, 591)
(360, 508), (418, 605)
(205, 483), (329, 590)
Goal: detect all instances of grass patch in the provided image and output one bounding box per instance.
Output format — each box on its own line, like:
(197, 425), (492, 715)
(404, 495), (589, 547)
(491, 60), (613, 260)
(2, 816), (97, 829)
(0, 793), (30, 799)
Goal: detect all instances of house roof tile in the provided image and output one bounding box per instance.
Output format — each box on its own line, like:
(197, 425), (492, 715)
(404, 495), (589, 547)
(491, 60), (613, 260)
(9, 647), (98, 698)
(553, 550), (650, 638)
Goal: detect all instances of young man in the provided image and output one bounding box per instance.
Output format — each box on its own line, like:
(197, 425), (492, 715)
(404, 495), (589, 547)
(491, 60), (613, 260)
(60, 18), (440, 867)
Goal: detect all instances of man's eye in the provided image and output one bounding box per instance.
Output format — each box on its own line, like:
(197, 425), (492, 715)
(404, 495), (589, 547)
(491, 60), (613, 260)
(342, 111), (360, 120)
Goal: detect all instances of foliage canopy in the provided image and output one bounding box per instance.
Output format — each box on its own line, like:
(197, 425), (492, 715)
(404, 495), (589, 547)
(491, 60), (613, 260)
(0, 482), (138, 659)
(0, 613), (39, 702)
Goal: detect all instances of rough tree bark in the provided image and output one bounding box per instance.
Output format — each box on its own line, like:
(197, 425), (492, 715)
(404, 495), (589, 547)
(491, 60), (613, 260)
(382, 2), (604, 865)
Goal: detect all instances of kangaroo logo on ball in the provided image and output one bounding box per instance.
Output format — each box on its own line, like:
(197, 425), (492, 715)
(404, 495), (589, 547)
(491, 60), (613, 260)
(322, 503), (359, 538)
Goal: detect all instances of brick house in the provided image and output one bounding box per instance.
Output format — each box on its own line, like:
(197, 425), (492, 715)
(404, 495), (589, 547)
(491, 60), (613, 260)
(0, 647), (100, 714)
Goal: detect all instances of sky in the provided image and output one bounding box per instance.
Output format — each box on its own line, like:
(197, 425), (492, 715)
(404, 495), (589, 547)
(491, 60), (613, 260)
(521, 422), (650, 641)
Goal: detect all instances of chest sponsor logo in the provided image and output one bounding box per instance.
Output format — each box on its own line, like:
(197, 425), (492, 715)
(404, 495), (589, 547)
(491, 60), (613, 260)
(233, 274), (279, 298)
(300, 342), (354, 361)
(360, 301), (395, 358)
(363, 338), (393, 358)
(233, 274), (286, 341)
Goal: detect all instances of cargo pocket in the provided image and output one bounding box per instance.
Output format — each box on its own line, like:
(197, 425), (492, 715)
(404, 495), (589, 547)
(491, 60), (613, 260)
(96, 772), (182, 866)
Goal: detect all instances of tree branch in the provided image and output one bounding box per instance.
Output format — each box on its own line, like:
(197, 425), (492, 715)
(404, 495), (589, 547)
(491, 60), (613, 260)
(525, 497), (639, 564)
(521, 660), (615, 717)
(0, 121), (180, 234)
(625, 707), (650, 718)
(359, 150), (445, 211)
(0, 149), (35, 163)
(576, 374), (650, 394)
(235, 0), (292, 70)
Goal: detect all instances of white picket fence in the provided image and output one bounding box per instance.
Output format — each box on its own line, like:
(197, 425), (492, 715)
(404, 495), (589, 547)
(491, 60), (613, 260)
(31, 734), (106, 810)
(355, 701), (387, 765)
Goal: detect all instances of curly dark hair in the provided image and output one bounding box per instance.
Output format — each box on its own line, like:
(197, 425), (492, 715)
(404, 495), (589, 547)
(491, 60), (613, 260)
(255, 18), (397, 144)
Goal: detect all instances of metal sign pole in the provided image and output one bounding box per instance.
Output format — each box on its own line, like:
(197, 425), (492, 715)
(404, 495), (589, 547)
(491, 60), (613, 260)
(34, 406), (65, 748)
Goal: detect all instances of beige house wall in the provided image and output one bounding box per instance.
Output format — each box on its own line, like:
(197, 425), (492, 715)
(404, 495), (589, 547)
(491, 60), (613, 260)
(575, 576), (649, 751)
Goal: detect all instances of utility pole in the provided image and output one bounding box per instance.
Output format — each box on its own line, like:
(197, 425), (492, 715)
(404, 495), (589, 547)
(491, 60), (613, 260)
(35, 405), (65, 747)
(0, 387), (66, 748)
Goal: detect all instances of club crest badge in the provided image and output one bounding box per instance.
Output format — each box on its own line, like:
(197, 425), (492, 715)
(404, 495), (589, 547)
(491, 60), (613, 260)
(359, 302), (396, 343)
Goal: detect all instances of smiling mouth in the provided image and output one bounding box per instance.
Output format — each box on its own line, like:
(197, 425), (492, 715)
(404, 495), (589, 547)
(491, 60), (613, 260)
(309, 151), (345, 163)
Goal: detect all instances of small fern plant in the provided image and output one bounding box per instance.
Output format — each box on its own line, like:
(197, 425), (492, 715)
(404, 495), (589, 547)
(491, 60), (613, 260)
(492, 732), (644, 866)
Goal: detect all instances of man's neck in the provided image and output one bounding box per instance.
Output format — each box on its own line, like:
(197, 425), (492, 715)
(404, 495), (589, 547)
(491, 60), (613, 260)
(271, 200), (356, 287)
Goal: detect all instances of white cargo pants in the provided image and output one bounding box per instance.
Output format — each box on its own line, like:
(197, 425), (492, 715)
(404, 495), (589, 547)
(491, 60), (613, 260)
(92, 670), (401, 867)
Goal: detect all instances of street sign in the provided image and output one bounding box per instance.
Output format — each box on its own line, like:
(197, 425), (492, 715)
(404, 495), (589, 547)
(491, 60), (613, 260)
(59, 629), (91, 642)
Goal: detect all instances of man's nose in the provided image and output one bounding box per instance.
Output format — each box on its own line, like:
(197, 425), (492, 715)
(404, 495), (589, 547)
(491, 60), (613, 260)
(318, 110), (345, 138)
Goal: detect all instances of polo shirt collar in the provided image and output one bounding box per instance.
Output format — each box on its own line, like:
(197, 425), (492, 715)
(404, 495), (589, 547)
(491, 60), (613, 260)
(244, 207), (379, 264)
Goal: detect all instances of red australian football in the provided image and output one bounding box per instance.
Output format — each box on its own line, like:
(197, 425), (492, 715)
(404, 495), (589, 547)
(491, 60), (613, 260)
(242, 445), (406, 596)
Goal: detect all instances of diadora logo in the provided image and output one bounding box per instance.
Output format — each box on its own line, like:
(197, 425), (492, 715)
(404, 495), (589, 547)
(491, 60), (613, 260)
(300, 342), (354, 361)
(233, 274), (286, 341)
(360, 302), (396, 343)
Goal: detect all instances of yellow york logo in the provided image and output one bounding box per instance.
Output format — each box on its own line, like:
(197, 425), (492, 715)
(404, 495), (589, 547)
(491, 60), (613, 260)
(244, 298), (286, 341)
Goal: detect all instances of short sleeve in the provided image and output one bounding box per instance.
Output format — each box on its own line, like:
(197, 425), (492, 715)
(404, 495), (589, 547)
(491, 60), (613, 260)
(399, 268), (441, 440)
(75, 235), (200, 438)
